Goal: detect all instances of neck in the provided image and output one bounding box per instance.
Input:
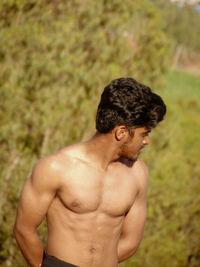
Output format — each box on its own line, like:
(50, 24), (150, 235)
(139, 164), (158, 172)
(84, 132), (121, 170)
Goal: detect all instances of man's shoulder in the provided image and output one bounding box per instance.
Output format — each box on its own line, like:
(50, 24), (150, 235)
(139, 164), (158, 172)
(132, 159), (148, 174)
(35, 143), (84, 173)
(30, 145), (82, 189)
(31, 153), (62, 184)
(131, 159), (149, 186)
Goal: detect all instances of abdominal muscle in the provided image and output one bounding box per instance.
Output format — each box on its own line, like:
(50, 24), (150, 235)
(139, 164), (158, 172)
(45, 197), (124, 267)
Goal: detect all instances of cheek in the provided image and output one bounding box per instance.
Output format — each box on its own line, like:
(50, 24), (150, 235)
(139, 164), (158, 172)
(132, 138), (143, 151)
(128, 143), (139, 153)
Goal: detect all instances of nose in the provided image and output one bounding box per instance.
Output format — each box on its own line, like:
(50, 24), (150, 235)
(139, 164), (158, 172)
(143, 135), (150, 145)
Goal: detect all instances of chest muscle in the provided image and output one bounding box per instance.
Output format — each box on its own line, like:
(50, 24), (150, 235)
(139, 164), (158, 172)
(55, 167), (137, 217)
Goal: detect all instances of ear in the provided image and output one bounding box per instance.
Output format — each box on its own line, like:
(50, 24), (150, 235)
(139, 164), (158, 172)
(115, 126), (128, 141)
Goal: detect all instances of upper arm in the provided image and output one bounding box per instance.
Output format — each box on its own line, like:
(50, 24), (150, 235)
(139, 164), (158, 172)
(15, 156), (61, 231)
(120, 160), (149, 247)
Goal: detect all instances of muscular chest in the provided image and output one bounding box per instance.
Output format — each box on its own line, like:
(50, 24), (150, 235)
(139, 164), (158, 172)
(57, 166), (138, 216)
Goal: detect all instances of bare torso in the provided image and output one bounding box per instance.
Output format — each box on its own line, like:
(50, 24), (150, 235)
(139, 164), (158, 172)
(14, 129), (149, 267)
(45, 145), (139, 267)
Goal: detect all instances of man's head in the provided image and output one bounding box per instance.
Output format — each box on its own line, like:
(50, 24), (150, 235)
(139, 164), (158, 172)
(95, 78), (166, 161)
(96, 77), (166, 134)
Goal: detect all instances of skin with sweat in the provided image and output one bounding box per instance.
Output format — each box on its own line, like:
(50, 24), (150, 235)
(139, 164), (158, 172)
(14, 126), (150, 267)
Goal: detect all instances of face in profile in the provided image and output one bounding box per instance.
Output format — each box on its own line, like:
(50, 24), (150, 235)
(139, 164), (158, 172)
(120, 126), (150, 161)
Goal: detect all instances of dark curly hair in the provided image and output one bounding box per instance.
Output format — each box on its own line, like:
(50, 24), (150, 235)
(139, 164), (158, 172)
(96, 77), (166, 133)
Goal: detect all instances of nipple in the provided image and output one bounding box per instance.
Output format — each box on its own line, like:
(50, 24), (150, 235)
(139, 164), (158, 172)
(89, 247), (96, 253)
(71, 200), (80, 207)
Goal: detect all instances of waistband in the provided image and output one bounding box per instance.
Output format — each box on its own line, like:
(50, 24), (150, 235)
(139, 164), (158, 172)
(42, 253), (78, 267)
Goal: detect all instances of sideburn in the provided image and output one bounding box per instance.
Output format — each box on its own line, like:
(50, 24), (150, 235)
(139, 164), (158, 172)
(121, 130), (134, 150)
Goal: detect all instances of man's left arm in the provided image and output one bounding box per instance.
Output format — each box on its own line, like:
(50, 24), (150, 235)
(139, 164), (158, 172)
(117, 160), (149, 263)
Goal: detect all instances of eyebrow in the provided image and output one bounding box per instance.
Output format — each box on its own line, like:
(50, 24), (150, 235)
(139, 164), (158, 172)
(142, 129), (151, 134)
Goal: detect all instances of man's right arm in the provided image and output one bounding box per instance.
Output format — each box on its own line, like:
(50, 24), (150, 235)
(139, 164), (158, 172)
(14, 156), (61, 267)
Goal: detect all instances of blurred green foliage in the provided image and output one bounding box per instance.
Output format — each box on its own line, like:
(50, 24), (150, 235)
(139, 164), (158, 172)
(120, 71), (200, 267)
(0, 0), (199, 266)
(152, 0), (200, 64)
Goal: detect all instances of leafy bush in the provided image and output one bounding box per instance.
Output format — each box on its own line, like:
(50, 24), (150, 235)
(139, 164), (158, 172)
(0, 0), (170, 266)
(120, 71), (200, 267)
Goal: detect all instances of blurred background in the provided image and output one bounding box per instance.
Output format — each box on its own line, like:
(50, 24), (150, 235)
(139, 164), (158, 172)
(0, 0), (200, 266)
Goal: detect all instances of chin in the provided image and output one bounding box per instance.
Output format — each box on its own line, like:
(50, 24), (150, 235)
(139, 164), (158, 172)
(127, 155), (138, 161)
(120, 151), (138, 161)
(133, 156), (138, 161)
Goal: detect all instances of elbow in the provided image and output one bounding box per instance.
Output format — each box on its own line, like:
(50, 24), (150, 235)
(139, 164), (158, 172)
(126, 244), (139, 258)
(13, 222), (22, 240)
(130, 238), (142, 255)
(118, 241), (140, 262)
(126, 237), (141, 254)
(129, 245), (139, 257)
(13, 222), (30, 241)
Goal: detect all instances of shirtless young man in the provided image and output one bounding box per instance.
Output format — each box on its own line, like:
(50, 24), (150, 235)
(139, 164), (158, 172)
(14, 78), (166, 267)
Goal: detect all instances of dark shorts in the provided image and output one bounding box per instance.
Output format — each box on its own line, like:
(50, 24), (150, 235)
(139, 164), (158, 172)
(41, 253), (78, 267)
